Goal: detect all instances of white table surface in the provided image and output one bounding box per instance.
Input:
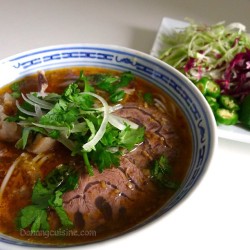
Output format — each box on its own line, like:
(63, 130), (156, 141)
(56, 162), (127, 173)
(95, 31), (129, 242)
(1, 1), (250, 250)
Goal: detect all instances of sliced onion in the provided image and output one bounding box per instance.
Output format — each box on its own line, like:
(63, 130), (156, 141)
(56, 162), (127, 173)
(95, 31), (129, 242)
(21, 93), (36, 107)
(34, 104), (43, 117)
(16, 100), (37, 117)
(108, 114), (126, 130)
(109, 104), (123, 113)
(108, 114), (139, 130)
(95, 104), (123, 113)
(26, 93), (54, 109)
(82, 92), (109, 152)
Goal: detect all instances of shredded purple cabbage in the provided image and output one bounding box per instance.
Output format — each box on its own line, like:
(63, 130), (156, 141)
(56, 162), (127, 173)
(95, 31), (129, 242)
(218, 49), (250, 100)
(184, 58), (195, 73)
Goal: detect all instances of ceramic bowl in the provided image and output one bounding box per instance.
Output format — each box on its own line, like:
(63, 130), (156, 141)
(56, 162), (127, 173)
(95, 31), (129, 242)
(0, 44), (217, 248)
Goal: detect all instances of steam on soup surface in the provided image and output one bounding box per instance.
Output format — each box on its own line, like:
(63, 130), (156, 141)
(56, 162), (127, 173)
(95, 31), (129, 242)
(0, 67), (192, 245)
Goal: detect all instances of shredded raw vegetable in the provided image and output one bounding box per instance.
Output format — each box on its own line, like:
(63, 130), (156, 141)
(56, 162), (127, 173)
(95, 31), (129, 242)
(160, 21), (250, 81)
(158, 20), (250, 128)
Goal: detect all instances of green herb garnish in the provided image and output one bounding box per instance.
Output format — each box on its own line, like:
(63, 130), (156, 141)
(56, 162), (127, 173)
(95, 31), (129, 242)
(16, 165), (78, 232)
(8, 71), (145, 175)
(143, 92), (153, 105)
(96, 71), (134, 103)
(10, 82), (21, 98)
(150, 156), (179, 189)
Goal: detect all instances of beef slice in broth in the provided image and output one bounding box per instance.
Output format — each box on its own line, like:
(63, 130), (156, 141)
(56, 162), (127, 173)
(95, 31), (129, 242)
(63, 103), (184, 234)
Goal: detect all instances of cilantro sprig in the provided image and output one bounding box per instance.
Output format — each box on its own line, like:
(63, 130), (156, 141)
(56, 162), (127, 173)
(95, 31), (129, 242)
(16, 165), (79, 232)
(90, 124), (145, 172)
(150, 156), (179, 189)
(10, 81), (22, 98)
(95, 71), (134, 103)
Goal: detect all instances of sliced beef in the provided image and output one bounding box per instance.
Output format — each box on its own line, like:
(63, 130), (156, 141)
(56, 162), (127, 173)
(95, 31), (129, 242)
(37, 70), (48, 95)
(0, 105), (21, 142)
(63, 103), (179, 230)
(116, 104), (179, 162)
(2, 93), (16, 115)
(114, 106), (162, 132)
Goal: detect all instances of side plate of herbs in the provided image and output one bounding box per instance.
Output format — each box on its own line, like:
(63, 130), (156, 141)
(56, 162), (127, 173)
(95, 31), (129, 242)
(151, 17), (250, 143)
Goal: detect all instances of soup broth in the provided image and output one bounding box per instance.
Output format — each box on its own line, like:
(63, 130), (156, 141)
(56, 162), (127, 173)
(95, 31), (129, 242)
(0, 67), (192, 245)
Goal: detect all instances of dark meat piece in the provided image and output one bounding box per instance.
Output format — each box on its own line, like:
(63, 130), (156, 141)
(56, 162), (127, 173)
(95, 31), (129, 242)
(37, 70), (48, 95)
(2, 93), (16, 115)
(0, 105), (21, 142)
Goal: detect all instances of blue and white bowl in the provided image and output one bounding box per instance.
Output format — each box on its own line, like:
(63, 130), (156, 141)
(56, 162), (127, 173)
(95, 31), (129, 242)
(0, 44), (217, 248)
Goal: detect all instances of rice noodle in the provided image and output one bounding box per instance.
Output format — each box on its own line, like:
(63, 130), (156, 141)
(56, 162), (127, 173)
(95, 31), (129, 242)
(154, 103), (165, 113)
(34, 153), (53, 166)
(32, 153), (46, 163)
(0, 152), (53, 200)
(0, 153), (26, 199)
(82, 92), (109, 152)
(169, 101), (178, 119)
(154, 98), (167, 111)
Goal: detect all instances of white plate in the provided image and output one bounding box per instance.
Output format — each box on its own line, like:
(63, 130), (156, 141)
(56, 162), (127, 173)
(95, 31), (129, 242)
(151, 17), (250, 144)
